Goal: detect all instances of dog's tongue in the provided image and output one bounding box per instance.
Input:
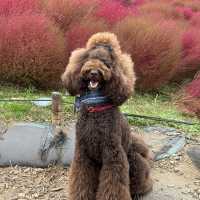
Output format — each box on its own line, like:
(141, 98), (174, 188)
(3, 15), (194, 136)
(89, 80), (98, 89)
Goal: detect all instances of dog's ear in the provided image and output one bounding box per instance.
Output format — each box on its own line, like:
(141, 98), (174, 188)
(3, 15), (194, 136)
(61, 48), (88, 96)
(104, 53), (136, 106)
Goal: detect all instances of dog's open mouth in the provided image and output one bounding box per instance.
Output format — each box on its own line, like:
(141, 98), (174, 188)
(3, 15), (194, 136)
(89, 80), (99, 90)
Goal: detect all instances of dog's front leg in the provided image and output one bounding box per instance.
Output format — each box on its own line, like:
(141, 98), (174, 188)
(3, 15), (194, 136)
(68, 148), (98, 200)
(96, 145), (131, 200)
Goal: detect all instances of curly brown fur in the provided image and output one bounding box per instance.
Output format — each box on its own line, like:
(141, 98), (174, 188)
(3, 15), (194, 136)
(62, 32), (153, 200)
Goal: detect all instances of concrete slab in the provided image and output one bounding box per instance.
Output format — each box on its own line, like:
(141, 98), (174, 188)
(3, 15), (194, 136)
(0, 122), (75, 167)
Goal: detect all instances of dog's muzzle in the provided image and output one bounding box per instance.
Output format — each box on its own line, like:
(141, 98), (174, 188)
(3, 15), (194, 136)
(81, 59), (112, 82)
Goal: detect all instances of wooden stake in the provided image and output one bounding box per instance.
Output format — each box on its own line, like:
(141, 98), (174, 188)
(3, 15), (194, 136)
(52, 92), (62, 127)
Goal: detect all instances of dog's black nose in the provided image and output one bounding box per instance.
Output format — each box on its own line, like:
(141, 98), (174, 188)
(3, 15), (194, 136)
(90, 70), (98, 77)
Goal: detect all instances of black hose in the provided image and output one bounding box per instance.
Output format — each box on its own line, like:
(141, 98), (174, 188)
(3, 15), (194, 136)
(124, 113), (197, 125)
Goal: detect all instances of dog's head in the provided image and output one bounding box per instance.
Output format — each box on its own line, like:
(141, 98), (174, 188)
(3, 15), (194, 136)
(62, 32), (135, 105)
(80, 38), (118, 91)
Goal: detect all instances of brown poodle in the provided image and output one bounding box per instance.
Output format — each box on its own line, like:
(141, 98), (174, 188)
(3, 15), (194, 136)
(62, 32), (153, 200)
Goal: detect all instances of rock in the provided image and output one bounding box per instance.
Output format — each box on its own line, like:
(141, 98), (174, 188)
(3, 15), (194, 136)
(154, 135), (186, 161)
(0, 122), (75, 167)
(187, 146), (200, 170)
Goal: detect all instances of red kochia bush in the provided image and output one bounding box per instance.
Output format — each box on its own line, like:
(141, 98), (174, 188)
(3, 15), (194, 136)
(172, 0), (200, 12)
(0, 0), (40, 16)
(118, 0), (146, 6)
(176, 7), (193, 20)
(185, 75), (200, 98)
(138, 2), (185, 21)
(95, 0), (135, 25)
(43, 0), (98, 31)
(65, 19), (108, 53)
(179, 75), (200, 118)
(0, 14), (67, 89)
(114, 17), (181, 90)
(191, 12), (200, 27)
(174, 28), (200, 81)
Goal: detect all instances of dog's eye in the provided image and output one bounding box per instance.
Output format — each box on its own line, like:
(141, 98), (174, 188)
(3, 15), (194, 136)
(100, 59), (112, 69)
(105, 63), (111, 69)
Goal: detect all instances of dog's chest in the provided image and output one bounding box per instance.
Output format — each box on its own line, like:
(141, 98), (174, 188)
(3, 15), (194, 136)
(85, 121), (106, 161)
(77, 114), (114, 162)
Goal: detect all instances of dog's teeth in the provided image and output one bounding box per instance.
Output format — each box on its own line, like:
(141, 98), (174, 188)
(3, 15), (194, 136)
(89, 81), (98, 88)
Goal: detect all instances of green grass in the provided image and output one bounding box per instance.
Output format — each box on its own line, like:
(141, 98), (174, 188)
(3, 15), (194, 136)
(122, 93), (200, 135)
(0, 86), (74, 123)
(0, 85), (199, 135)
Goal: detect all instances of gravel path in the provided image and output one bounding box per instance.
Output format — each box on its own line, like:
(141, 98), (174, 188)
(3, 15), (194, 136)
(0, 166), (69, 200)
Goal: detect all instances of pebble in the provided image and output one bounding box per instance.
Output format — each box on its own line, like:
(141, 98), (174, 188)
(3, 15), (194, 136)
(177, 171), (184, 176)
(195, 189), (200, 194)
(170, 160), (175, 165)
(51, 187), (64, 192)
(193, 192), (198, 198)
(174, 156), (181, 161)
(167, 184), (175, 188)
(194, 181), (200, 186)
(174, 168), (180, 173)
(11, 198), (18, 200)
(24, 168), (31, 173)
(18, 193), (26, 198)
(182, 191), (189, 194)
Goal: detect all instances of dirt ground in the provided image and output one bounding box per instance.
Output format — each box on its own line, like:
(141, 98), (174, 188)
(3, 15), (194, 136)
(0, 122), (200, 200)
(0, 148), (199, 200)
